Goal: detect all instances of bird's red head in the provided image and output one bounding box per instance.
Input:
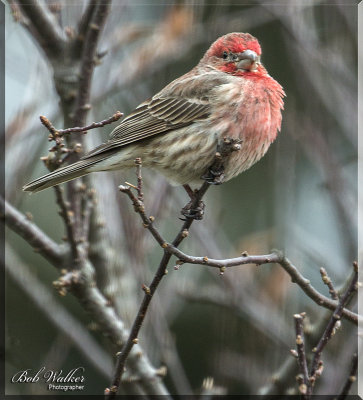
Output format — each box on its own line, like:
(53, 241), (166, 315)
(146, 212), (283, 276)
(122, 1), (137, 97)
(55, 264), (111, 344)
(202, 33), (265, 75)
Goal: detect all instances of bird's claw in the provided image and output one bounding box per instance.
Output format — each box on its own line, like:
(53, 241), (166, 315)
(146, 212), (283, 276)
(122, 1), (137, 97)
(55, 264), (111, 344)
(201, 166), (225, 185)
(180, 200), (205, 220)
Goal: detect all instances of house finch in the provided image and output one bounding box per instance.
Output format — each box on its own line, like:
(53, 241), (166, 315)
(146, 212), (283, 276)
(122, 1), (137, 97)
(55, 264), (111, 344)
(23, 32), (285, 193)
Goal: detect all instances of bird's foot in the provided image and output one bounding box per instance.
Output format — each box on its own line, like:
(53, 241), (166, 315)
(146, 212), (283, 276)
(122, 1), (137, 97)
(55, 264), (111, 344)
(201, 165), (225, 185)
(180, 199), (205, 220)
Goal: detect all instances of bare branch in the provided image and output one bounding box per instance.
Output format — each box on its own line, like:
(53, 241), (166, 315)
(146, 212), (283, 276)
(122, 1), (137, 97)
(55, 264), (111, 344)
(72, 0), (112, 128)
(17, 0), (66, 59)
(107, 139), (242, 396)
(135, 158), (144, 202)
(1, 196), (65, 267)
(114, 174), (358, 327)
(65, 0), (112, 251)
(293, 313), (309, 397)
(309, 264), (358, 384)
(337, 353), (358, 399)
(40, 111), (123, 138)
(162, 247), (359, 325)
(81, 188), (96, 243)
(2, 199), (169, 395)
(108, 195), (359, 326)
(72, 0), (97, 56)
(320, 267), (339, 300)
(60, 258), (168, 396)
(115, 176), (359, 331)
(53, 186), (79, 262)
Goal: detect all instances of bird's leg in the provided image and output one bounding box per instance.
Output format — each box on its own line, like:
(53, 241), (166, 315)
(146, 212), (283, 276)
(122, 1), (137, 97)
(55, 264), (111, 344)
(201, 137), (242, 185)
(183, 184), (195, 200)
(181, 138), (242, 220)
(181, 185), (205, 220)
(201, 164), (225, 185)
(201, 150), (225, 185)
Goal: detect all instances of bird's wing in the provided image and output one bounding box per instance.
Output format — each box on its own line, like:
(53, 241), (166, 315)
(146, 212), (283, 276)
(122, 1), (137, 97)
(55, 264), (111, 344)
(82, 71), (228, 159)
(82, 96), (210, 159)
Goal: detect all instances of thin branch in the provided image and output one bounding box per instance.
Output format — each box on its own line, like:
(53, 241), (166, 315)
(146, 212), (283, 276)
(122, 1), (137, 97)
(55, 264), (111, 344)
(40, 111), (123, 138)
(65, 259), (170, 396)
(81, 188), (95, 243)
(309, 263), (358, 385)
(1, 196), (65, 267)
(107, 139), (241, 397)
(39, 110), (122, 261)
(293, 313), (309, 397)
(107, 189), (205, 396)
(66, 0), (112, 250)
(319, 267), (339, 300)
(163, 247), (359, 325)
(2, 199), (169, 395)
(337, 353), (358, 399)
(17, 0), (65, 58)
(72, 0), (97, 56)
(135, 158), (144, 202)
(53, 186), (79, 262)
(72, 0), (112, 128)
(108, 195), (359, 326)
(259, 283), (357, 396)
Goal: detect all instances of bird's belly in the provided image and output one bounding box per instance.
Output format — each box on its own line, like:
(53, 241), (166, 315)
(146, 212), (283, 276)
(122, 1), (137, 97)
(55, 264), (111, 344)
(143, 124), (218, 185)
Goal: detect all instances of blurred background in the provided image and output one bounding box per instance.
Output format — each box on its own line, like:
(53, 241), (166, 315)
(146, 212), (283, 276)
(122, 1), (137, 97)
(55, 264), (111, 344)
(5, 0), (358, 396)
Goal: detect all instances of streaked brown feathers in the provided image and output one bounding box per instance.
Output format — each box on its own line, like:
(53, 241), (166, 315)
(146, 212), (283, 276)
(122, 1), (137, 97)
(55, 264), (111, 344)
(85, 94), (211, 159)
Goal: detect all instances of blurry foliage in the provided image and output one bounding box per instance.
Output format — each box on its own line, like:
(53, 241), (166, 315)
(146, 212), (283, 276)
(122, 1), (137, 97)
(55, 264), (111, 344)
(5, 0), (357, 396)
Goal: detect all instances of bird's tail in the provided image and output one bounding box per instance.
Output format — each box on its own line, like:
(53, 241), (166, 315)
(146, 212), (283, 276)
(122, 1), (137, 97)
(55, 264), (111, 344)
(23, 158), (102, 193)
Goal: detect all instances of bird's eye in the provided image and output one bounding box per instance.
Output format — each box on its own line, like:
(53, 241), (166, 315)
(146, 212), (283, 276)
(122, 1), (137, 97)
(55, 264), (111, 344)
(222, 51), (228, 60)
(232, 53), (238, 61)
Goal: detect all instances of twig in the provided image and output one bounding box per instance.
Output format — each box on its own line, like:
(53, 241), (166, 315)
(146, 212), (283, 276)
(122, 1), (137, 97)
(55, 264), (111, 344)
(72, 0), (97, 56)
(289, 262), (358, 397)
(336, 353), (358, 399)
(309, 263), (358, 387)
(107, 184), (209, 397)
(166, 248), (358, 325)
(81, 188), (96, 244)
(259, 305), (348, 395)
(107, 209), (358, 326)
(135, 158), (143, 202)
(17, 0), (65, 58)
(67, 259), (170, 396)
(66, 0), (112, 250)
(2, 198), (169, 395)
(107, 140), (241, 397)
(39, 115), (62, 145)
(72, 0), (112, 128)
(320, 267), (339, 300)
(40, 111), (123, 138)
(39, 110), (122, 260)
(293, 313), (309, 397)
(1, 196), (65, 267)
(53, 186), (79, 262)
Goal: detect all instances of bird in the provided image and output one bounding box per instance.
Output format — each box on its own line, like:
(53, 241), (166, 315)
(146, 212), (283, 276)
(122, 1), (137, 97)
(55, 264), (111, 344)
(23, 32), (285, 194)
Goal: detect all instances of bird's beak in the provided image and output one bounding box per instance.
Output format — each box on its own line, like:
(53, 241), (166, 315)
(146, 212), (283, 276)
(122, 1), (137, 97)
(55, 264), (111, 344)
(236, 50), (260, 71)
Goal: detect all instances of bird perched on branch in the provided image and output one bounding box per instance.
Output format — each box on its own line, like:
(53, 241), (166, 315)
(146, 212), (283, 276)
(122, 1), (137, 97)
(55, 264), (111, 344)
(23, 32), (285, 193)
